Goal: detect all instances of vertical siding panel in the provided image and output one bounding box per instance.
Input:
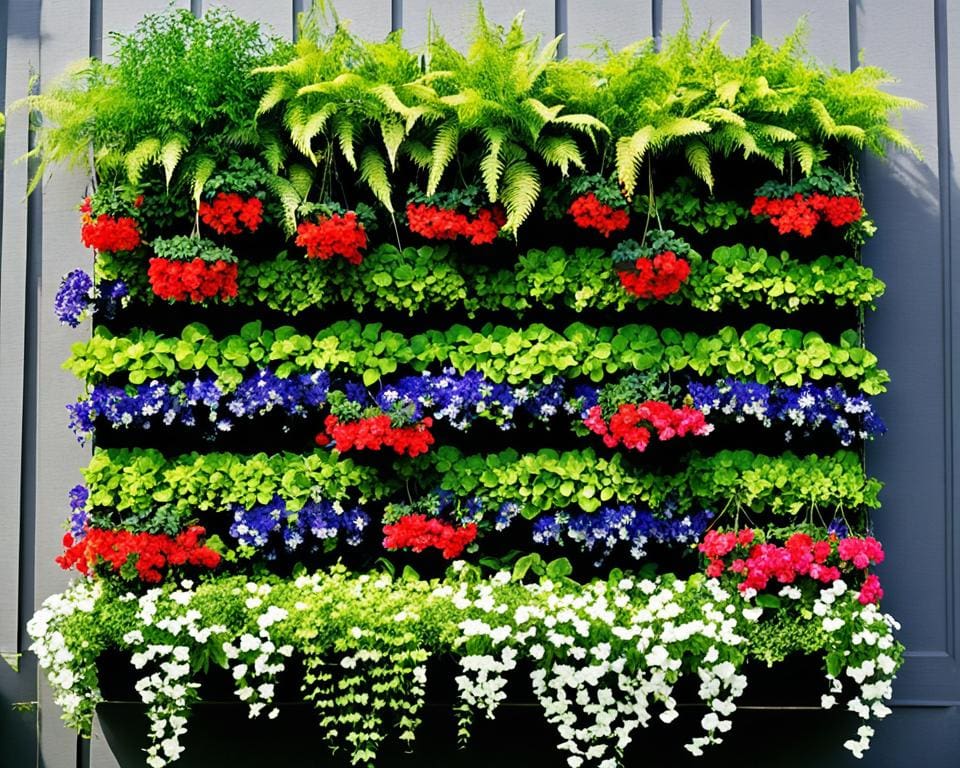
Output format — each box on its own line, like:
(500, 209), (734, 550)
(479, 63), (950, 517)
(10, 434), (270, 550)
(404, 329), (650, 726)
(205, 0), (294, 38)
(661, 0), (751, 52)
(100, 0), (190, 49)
(348, 2), (393, 41)
(0, 0), (39, 656)
(759, 0), (848, 66)
(858, 0), (960, 701)
(566, 0), (653, 54)
(36, 1), (95, 766)
(402, 0), (554, 51)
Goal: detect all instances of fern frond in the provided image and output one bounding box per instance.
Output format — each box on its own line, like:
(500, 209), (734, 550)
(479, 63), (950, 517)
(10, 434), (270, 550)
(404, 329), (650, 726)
(684, 140), (714, 190)
(124, 137), (161, 184)
(537, 135), (585, 177)
(426, 121), (459, 196)
(257, 81), (290, 116)
(651, 117), (711, 150)
(500, 159), (540, 234)
(789, 140), (824, 174)
(715, 80), (741, 106)
(332, 113), (357, 169)
(479, 126), (506, 201)
(159, 134), (186, 187)
(616, 125), (654, 199)
(359, 146), (393, 212)
(288, 164), (315, 199)
(289, 103), (335, 163)
(265, 175), (302, 235)
(190, 155), (216, 206)
(380, 118), (406, 169)
(402, 140), (433, 170)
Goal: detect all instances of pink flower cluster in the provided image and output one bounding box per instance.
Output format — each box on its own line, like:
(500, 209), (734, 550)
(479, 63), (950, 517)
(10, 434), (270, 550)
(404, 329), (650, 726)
(699, 529), (886, 605)
(583, 401), (712, 452)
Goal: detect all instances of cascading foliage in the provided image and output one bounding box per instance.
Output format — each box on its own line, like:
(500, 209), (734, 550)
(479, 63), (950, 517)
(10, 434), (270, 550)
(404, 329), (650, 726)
(25, 4), (918, 767)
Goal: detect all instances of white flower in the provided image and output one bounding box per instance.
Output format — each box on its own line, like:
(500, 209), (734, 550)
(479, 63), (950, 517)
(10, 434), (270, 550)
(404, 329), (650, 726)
(742, 607), (763, 622)
(821, 695), (836, 709)
(822, 617), (845, 633)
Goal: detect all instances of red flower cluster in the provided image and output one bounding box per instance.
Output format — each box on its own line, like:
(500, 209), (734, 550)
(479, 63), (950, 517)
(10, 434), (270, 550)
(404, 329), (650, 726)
(618, 251), (691, 299)
(583, 401), (711, 452)
(56, 526), (221, 583)
(699, 529), (886, 605)
(405, 203), (505, 245)
(751, 194), (863, 237)
(295, 213), (368, 264)
(199, 192), (264, 235)
(382, 514), (478, 559)
(80, 213), (142, 253)
(317, 414), (435, 457)
(147, 257), (239, 303)
(568, 192), (630, 237)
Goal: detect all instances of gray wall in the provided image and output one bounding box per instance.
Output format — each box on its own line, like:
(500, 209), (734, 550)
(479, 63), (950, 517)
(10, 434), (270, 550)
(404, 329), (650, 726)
(0, 1), (957, 766)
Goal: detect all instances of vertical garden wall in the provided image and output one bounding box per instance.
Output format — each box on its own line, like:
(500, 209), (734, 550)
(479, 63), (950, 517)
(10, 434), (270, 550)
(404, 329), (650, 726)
(1, 2), (959, 768)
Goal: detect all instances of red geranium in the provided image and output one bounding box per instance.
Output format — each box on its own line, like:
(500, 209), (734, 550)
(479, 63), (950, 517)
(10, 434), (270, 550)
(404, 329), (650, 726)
(296, 212), (368, 264)
(568, 192), (630, 237)
(618, 250), (691, 299)
(382, 514), (478, 559)
(199, 192), (264, 235)
(751, 193), (863, 237)
(80, 212), (142, 253)
(147, 257), (239, 303)
(584, 401), (712, 452)
(316, 414), (434, 457)
(57, 526), (221, 583)
(406, 203), (505, 245)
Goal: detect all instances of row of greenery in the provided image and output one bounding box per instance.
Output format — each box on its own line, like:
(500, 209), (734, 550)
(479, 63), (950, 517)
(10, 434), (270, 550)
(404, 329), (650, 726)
(68, 320), (887, 392)
(82, 446), (879, 530)
(23, 8), (919, 234)
(29, 566), (901, 766)
(96, 242), (885, 316)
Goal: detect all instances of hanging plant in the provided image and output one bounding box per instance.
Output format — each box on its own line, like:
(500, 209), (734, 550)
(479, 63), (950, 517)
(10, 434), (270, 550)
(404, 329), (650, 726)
(405, 185), (505, 245)
(198, 156), (272, 235)
(751, 167), (871, 240)
(147, 235), (239, 302)
(79, 190), (144, 253)
(543, 174), (630, 236)
(294, 202), (374, 265)
(613, 230), (694, 299)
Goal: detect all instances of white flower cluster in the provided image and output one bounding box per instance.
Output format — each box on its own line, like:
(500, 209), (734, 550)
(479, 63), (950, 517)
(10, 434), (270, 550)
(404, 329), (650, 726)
(27, 580), (103, 731)
(810, 580), (899, 759)
(222, 582), (293, 721)
(125, 581), (228, 768)
(447, 573), (747, 767)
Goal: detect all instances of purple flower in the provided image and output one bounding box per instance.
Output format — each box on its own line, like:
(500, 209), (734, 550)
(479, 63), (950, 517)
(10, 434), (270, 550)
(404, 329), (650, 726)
(54, 270), (93, 327)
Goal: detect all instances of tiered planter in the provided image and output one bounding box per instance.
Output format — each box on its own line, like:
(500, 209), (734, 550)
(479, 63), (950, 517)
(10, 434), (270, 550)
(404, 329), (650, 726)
(29, 7), (918, 768)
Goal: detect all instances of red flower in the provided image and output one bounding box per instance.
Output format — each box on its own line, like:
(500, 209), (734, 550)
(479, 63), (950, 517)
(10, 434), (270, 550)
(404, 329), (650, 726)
(199, 192), (264, 235)
(382, 514), (478, 559)
(568, 192), (630, 237)
(81, 214), (142, 253)
(752, 193), (862, 236)
(147, 258), (239, 303)
(618, 251), (691, 300)
(295, 213), (368, 264)
(406, 203), (505, 245)
(318, 414), (434, 457)
(57, 526), (220, 583)
(583, 401), (711, 452)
